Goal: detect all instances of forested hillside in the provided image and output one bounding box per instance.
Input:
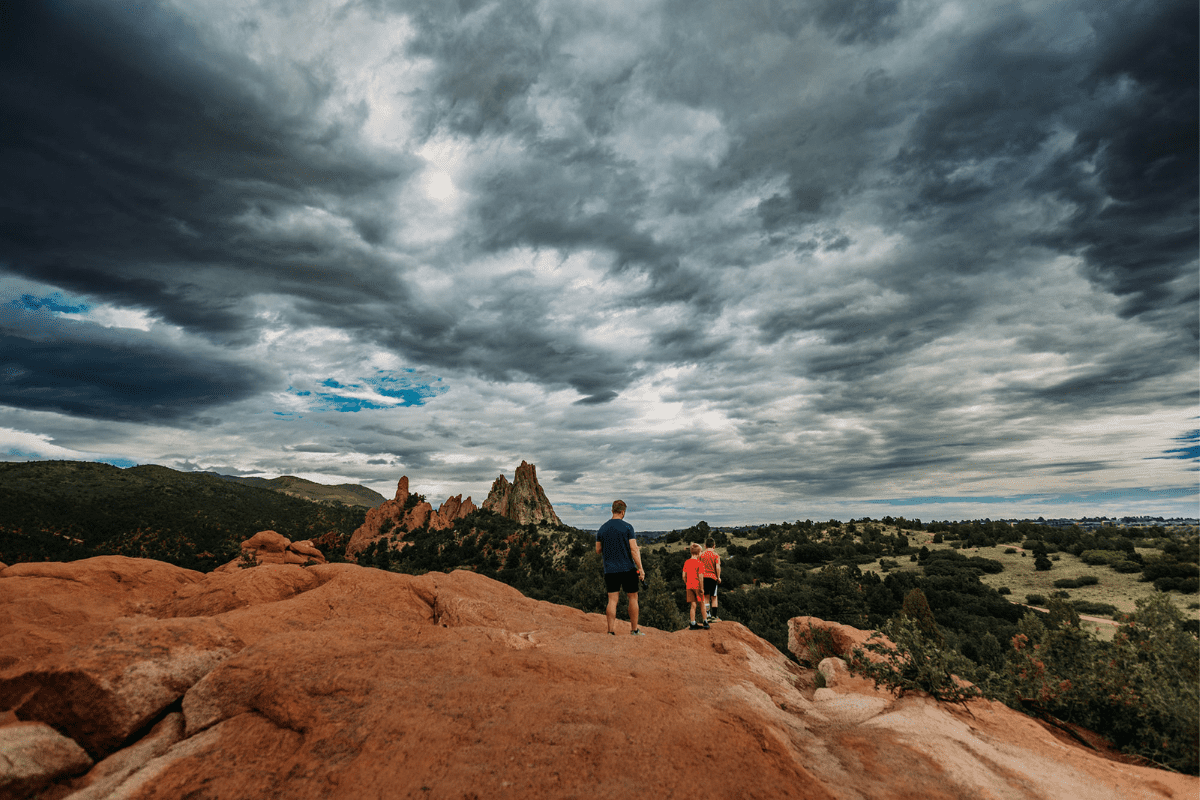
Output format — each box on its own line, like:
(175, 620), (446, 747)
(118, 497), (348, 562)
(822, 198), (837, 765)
(0, 461), (364, 571)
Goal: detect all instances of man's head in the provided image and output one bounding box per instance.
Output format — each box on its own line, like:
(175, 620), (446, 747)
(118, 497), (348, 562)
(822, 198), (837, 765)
(689, 542), (701, 556)
(705, 538), (715, 549)
(612, 499), (626, 517)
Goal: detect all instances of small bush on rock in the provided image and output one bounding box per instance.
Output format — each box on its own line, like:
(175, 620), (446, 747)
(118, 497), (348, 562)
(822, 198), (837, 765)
(847, 616), (981, 704)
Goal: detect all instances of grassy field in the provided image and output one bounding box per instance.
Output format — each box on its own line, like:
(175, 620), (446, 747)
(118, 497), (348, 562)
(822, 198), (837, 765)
(858, 528), (1200, 637)
(644, 525), (1200, 638)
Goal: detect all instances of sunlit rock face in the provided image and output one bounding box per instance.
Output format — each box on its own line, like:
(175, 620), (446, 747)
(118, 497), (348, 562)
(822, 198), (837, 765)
(345, 475), (477, 558)
(482, 461), (562, 527)
(0, 556), (1195, 800)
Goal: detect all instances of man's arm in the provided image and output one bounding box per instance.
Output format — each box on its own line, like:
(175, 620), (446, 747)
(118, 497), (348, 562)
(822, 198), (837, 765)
(628, 540), (643, 576)
(716, 557), (722, 581)
(595, 541), (603, 555)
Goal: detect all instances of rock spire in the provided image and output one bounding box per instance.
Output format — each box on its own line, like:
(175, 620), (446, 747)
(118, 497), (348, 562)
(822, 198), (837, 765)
(345, 476), (476, 558)
(482, 461), (561, 527)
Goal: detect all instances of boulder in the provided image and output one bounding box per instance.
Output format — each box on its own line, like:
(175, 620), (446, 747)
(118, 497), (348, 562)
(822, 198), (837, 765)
(44, 713), (184, 800)
(0, 721), (92, 799)
(0, 557), (203, 674)
(157, 564), (321, 618)
(241, 531), (289, 554)
(213, 532), (327, 573)
(0, 618), (241, 758)
(788, 616), (890, 663)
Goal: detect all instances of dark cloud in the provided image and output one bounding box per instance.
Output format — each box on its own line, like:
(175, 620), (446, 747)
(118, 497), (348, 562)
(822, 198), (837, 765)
(0, 0), (1194, 523)
(1, 0), (414, 340)
(0, 311), (268, 421)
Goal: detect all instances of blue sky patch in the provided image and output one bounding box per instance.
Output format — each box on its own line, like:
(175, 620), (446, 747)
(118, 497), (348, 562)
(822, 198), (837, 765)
(293, 370), (445, 413)
(1161, 429), (1199, 462)
(13, 292), (91, 315)
(98, 457), (138, 468)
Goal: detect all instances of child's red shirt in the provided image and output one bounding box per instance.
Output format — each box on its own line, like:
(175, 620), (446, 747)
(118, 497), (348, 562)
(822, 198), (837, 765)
(682, 558), (704, 590)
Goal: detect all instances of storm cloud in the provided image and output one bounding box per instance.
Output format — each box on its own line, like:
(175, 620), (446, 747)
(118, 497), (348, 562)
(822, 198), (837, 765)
(1, 0), (1195, 526)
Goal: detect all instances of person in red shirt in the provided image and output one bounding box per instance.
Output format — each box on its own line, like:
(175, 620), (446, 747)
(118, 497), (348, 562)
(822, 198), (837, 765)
(681, 543), (709, 630)
(699, 538), (722, 622)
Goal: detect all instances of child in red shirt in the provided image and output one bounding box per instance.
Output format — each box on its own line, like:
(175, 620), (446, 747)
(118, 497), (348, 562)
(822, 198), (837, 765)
(682, 543), (709, 630)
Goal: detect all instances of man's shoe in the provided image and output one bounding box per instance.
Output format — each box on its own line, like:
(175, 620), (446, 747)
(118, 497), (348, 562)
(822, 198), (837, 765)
(702, 623), (710, 630)
(707, 616), (720, 623)
(630, 629), (645, 636)
(688, 623), (701, 630)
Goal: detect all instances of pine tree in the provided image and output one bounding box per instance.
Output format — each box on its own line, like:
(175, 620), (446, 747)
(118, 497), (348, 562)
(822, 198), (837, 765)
(900, 587), (945, 647)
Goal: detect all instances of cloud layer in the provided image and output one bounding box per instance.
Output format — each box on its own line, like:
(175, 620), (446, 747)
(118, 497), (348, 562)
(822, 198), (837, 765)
(2, 0), (1196, 526)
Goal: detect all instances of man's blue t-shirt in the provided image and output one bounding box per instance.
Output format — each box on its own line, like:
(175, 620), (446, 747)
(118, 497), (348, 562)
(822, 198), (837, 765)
(595, 519), (636, 574)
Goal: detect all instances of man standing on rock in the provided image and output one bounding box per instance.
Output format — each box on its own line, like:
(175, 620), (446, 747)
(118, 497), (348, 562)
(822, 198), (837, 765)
(595, 500), (646, 636)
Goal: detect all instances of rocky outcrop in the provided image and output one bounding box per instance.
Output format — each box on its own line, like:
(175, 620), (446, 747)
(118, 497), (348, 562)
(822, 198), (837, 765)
(0, 617), (242, 757)
(212, 530), (327, 573)
(0, 721), (92, 799)
(0, 556), (1195, 800)
(344, 477), (476, 558)
(482, 460), (562, 526)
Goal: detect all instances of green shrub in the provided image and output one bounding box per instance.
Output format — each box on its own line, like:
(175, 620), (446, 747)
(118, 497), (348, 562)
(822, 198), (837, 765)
(997, 586), (1011, 595)
(1071, 600), (1118, 616)
(1025, 593), (1047, 606)
(1054, 575), (1100, 589)
(1001, 595), (1199, 773)
(847, 616), (981, 704)
(797, 622), (842, 666)
(1080, 549), (1119, 566)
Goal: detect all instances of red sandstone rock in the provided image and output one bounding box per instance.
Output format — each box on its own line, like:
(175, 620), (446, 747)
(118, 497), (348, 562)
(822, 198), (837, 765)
(0, 557), (203, 673)
(0, 617), (241, 758)
(788, 615), (891, 663)
(481, 460), (562, 526)
(287, 540), (323, 560)
(345, 476), (475, 558)
(44, 713), (184, 800)
(0, 721), (92, 798)
(241, 531), (289, 553)
(1, 558), (1196, 800)
(212, 531), (327, 573)
(158, 564), (321, 618)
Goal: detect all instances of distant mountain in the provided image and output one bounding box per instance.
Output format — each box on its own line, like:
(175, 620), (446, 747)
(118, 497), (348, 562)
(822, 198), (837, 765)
(206, 473), (386, 508)
(0, 460), (365, 571)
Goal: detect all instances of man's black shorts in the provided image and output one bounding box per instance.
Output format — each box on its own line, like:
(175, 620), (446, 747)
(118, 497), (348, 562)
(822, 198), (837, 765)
(604, 570), (640, 594)
(703, 577), (719, 595)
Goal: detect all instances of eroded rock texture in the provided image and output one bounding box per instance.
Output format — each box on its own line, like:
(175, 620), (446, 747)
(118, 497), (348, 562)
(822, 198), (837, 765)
(0, 556), (1194, 800)
(345, 476), (477, 558)
(481, 461), (562, 526)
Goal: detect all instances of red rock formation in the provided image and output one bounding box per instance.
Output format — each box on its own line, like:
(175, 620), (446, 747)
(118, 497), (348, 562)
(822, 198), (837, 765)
(0, 721), (92, 798)
(0, 557), (1196, 800)
(481, 460), (562, 526)
(212, 531), (327, 572)
(344, 477), (476, 559)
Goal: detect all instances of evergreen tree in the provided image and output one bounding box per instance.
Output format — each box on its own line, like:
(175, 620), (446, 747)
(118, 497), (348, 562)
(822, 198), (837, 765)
(900, 588), (945, 647)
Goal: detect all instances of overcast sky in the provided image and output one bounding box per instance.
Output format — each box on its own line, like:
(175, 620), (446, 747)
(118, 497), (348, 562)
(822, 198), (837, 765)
(2, 0), (1196, 529)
